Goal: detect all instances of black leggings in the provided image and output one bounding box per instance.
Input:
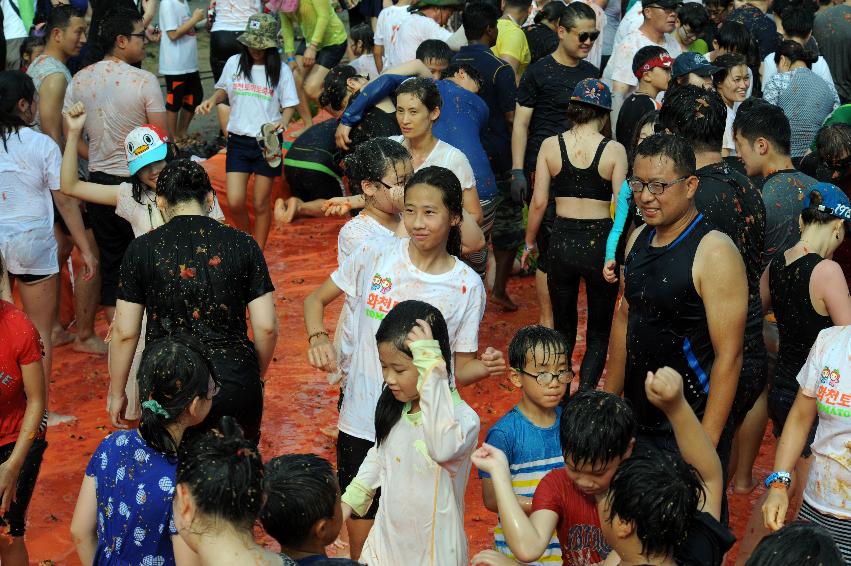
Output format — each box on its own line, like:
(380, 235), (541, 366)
(547, 217), (619, 389)
(210, 30), (242, 83)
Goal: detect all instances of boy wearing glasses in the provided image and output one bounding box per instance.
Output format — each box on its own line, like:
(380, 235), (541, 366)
(478, 325), (570, 566)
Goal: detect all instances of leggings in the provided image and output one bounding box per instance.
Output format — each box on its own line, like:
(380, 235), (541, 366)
(547, 216), (619, 389)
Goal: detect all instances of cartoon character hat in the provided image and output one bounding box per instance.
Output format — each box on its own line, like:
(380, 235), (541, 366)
(238, 13), (281, 51)
(569, 78), (612, 111)
(802, 182), (851, 223)
(671, 52), (721, 79)
(126, 124), (169, 176)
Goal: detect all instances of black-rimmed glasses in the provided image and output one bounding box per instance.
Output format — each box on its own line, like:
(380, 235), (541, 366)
(628, 175), (689, 196)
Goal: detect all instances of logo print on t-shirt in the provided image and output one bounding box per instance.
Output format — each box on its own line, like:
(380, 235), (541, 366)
(366, 273), (398, 319)
(817, 366), (850, 417)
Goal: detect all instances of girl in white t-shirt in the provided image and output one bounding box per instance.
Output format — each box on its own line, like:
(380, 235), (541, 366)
(304, 166), (503, 558)
(60, 104), (225, 420)
(712, 53), (749, 157)
(196, 13), (299, 250)
(340, 301), (480, 566)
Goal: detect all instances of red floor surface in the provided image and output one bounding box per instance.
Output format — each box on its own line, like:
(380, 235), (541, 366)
(24, 215), (775, 565)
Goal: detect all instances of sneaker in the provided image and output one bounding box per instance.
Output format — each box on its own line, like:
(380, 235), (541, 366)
(257, 123), (282, 168)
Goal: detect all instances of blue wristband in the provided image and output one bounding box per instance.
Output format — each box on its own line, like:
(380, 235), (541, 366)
(286, 56), (296, 63)
(764, 471), (792, 489)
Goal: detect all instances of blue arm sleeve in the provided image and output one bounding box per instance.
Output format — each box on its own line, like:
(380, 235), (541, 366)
(340, 74), (409, 127)
(605, 180), (631, 263)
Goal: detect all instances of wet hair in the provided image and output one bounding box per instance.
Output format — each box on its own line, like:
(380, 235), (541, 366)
(0, 71), (36, 151)
(733, 98), (791, 155)
(155, 159), (214, 206)
(238, 43), (282, 87)
(800, 188), (840, 226)
(560, 389), (635, 468)
(374, 300), (452, 446)
(395, 77), (443, 112)
(558, 1), (596, 30)
(416, 39), (453, 64)
(746, 522), (845, 565)
(774, 39), (817, 68)
(677, 3), (710, 36)
(634, 133), (697, 178)
(712, 52), (748, 87)
(131, 142), (179, 204)
(320, 65), (359, 111)
(99, 7), (143, 54)
(342, 137), (411, 196)
(632, 45), (670, 76)
(659, 84), (726, 153)
(816, 124), (851, 164)
(176, 417), (265, 531)
(261, 454), (339, 546)
(605, 448), (705, 557)
(350, 23), (374, 53)
(780, 6), (815, 39)
(508, 325), (568, 370)
(137, 334), (217, 459)
(440, 62), (483, 91)
(714, 20), (752, 55)
(534, 0), (565, 24)
(565, 100), (609, 126)
(628, 109), (660, 160)
(404, 166), (463, 256)
(45, 4), (84, 35)
(464, 1), (501, 40)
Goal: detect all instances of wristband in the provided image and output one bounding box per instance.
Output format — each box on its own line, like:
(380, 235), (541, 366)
(524, 242), (537, 253)
(764, 471), (792, 489)
(286, 56), (296, 63)
(308, 330), (328, 344)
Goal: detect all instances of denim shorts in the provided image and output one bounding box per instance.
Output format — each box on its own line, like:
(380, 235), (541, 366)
(226, 133), (281, 177)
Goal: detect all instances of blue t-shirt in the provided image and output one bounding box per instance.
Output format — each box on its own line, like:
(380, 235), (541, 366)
(479, 405), (564, 564)
(85, 430), (178, 566)
(433, 80), (497, 199)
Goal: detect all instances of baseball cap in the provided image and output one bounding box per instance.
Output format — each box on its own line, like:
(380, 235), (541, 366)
(802, 182), (851, 223)
(672, 52), (721, 79)
(569, 78), (612, 110)
(641, 0), (681, 9)
(126, 125), (169, 176)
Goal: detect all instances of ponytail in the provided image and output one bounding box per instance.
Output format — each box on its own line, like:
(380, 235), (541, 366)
(775, 39), (818, 69)
(405, 166), (464, 257)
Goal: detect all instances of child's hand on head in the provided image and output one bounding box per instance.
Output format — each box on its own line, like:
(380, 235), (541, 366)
(480, 347), (506, 377)
(471, 443), (509, 475)
(645, 366), (685, 413)
(404, 318), (433, 348)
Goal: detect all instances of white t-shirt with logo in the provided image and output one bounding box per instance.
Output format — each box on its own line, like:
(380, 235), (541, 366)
(389, 136), (476, 191)
(331, 236), (485, 441)
(159, 0), (200, 75)
(0, 128), (61, 275)
(796, 325), (851, 519)
(606, 28), (681, 88)
(210, 0), (263, 32)
(215, 54), (299, 137)
(375, 8), (451, 71)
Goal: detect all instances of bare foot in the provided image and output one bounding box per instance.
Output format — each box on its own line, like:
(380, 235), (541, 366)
(733, 477), (757, 494)
(52, 326), (75, 347)
(273, 198), (287, 230)
(72, 335), (108, 355)
(490, 293), (519, 312)
(47, 411), (77, 426)
(320, 426), (339, 440)
(280, 197), (302, 224)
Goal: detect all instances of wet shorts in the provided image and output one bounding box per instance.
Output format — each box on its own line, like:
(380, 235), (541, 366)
(226, 134), (282, 177)
(296, 40), (347, 69)
(337, 430), (380, 519)
(491, 172), (524, 253)
(165, 72), (203, 113)
(0, 438), (47, 537)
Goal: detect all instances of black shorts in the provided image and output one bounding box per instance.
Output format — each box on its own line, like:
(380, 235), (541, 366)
(54, 201), (91, 236)
(8, 272), (56, 284)
(0, 438), (47, 537)
(284, 165), (344, 201)
(359, 0), (383, 18)
(165, 72), (203, 113)
(296, 40), (347, 69)
(226, 134), (282, 177)
(87, 172), (136, 307)
(491, 172), (524, 253)
(210, 30), (242, 83)
(337, 430), (380, 520)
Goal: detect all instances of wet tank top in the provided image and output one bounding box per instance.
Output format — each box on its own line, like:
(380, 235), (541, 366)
(624, 213), (715, 434)
(769, 253), (832, 393)
(551, 135), (611, 201)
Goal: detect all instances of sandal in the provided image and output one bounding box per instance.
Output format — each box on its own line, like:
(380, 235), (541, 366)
(257, 122), (282, 168)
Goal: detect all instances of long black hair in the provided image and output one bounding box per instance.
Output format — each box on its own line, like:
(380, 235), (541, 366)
(137, 333), (218, 460)
(0, 71), (36, 151)
(238, 44), (282, 88)
(374, 300), (452, 446)
(343, 137), (411, 196)
(404, 166), (463, 257)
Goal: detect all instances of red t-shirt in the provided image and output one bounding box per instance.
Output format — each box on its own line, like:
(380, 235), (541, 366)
(531, 468), (612, 566)
(0, 301), (43, 447)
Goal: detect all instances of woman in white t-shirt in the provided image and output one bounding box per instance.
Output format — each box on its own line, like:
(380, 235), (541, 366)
(60, 104), (225, 420)
(0, 70), (96, 401)
(196, 12), (298, 250)
(303, 166), (504, 559)
(712, 53), (749, 157)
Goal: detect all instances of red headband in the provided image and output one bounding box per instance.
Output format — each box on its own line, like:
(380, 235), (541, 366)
(635, 54), (674, 78)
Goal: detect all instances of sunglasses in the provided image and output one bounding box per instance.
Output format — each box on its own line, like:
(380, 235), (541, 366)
(576, 30), (601, 43)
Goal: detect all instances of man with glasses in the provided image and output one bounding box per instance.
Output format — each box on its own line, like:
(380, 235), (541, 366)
(606, 0), (681, 132)
(63, 7), (166, 322)
(606, 133), (747, 475)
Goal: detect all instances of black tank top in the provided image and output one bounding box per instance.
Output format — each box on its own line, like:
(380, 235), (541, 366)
(551, 135), (611, 201)
(769, 253), (832, 393)
(624, 213), (715, 434)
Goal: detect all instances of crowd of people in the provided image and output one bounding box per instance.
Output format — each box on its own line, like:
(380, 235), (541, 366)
(0, 0), (850, 563)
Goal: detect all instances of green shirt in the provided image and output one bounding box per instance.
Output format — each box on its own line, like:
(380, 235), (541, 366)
(279, 0), (348, 54)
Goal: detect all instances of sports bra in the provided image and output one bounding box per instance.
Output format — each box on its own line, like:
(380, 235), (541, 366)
(551, 135), (611, 201)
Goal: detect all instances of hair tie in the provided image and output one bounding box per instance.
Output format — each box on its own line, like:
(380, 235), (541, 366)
(141, 399), (171, 418)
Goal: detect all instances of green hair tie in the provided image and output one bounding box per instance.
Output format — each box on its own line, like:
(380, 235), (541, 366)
(141, 399), (170, 418)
